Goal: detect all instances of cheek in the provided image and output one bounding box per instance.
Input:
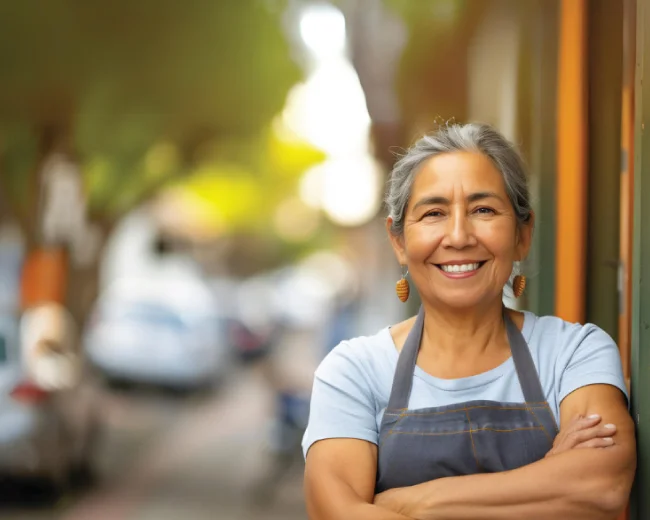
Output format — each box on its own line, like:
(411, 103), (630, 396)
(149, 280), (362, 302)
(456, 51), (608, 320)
(479, 222), (519, 260)
(403, 225), (445, 258)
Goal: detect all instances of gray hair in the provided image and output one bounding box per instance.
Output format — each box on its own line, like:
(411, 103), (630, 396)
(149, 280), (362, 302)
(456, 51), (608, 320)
(386, 122), (532, 236)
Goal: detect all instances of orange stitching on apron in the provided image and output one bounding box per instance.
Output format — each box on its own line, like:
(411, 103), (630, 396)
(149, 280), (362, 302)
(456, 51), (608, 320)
(463, 407), (482, 471)
(388, 426), (544, 436)
(525, 402), (553, 444)
(543, 402), (560, 432)
(380, 410), (408, 448)
(384, 403), (549, 418)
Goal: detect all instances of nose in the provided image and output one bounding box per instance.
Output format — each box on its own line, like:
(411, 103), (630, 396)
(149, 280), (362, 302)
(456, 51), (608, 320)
(442, 207), (477, 249)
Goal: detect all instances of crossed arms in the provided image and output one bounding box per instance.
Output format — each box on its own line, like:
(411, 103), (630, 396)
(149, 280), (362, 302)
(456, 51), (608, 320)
(304, 384), (636, 520)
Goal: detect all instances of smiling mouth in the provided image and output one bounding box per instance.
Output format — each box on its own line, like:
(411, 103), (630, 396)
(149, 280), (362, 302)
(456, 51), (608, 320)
(435, 261), (487, 274)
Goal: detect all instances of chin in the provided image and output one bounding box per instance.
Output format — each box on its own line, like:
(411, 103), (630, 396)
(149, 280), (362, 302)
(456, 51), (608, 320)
(431, 291), (500, 311)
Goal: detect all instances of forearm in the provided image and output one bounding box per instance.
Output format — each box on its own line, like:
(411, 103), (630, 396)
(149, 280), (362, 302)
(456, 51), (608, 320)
(344, 504), (414, 520)
(307, 480), (415, 520)
(308, 497), (415, 520)
(411, 466), (609, 520)
(392, 445), (634, 520)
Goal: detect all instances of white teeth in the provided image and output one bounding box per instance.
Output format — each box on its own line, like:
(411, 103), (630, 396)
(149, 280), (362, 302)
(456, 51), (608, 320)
(441, 263), (480, 273)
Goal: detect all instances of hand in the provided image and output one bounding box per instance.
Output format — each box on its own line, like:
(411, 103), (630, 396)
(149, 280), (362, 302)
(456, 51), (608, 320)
(545, 414), (616, 458)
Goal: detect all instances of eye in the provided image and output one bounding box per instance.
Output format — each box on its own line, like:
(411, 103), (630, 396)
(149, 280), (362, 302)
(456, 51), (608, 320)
(473, 207), (495, 215)
(423, 209), (445, 219)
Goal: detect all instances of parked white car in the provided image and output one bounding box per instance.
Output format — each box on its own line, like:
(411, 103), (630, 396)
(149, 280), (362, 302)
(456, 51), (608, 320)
(85, 276), (230, 389)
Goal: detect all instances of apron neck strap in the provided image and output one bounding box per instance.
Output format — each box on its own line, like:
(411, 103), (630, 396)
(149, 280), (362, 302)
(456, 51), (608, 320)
(504, 309), (546, 403)
(385, 306), (425, 412)
(384, 305), (546, 413)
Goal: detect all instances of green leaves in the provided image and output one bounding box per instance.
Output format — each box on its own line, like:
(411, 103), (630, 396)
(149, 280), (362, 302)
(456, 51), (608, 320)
(0, 1), (303, 226)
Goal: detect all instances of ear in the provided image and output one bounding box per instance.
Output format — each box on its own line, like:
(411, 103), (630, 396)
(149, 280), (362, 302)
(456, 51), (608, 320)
(515, 210), (535, 262)
(386, 217), (408, 266)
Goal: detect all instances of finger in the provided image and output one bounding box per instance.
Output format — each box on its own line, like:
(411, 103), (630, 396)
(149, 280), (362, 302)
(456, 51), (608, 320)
(596, 423), (617, 436)
(567, 423), (616, 446)
(578, 422), (617, 438)
(563, 414), (602, 436)
(574, 437), (615, 449)
(577, 414), (602, 427)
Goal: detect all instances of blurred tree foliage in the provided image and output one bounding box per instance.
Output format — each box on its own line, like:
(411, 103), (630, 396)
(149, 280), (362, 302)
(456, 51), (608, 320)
(0, 0), (308, 231)
(173, 123), (325, 232)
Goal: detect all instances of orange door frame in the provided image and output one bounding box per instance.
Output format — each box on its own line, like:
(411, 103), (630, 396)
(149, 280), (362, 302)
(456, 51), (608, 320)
(617, 2), (636, 519)
(555, 0), (588, 323)
(619, 0), (636, 400)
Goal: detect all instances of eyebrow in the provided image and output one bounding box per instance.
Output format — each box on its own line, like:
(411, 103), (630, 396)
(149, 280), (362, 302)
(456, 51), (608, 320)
(412, 191), (505, 209)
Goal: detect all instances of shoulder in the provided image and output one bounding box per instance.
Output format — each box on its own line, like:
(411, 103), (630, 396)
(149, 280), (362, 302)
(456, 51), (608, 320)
(524, 312), (616, 351)
(529, 314), (628, 405)
(304, 329), (394, 457)
(524, 312), (623, 383)
(315, 327), (396, 382)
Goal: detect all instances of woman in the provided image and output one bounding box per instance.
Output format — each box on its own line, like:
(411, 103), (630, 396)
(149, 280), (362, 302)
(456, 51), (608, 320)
(303, 123), (635, 519)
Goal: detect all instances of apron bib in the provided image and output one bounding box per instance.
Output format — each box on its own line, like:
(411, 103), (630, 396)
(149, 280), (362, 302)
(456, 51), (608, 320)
(376, 306), (558, 493)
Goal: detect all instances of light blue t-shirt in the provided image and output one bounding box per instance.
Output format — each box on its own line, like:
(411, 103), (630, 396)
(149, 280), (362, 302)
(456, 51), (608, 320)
(302, 311), (628, 457)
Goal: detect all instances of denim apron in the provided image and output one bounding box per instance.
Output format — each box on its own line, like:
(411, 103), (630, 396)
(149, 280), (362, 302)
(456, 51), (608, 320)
(376, 306), (559, 492)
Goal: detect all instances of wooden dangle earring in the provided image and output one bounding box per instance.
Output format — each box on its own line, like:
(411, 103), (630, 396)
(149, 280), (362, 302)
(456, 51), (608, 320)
(396, 266), (410, 302)
(512, 274), (526, 298)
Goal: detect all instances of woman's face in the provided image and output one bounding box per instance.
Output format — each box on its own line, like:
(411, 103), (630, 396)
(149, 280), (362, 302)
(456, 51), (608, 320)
(388, 151), (533, 310)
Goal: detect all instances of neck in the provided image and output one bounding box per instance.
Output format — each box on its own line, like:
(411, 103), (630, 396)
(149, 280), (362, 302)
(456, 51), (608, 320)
(420, 299), (508, 360)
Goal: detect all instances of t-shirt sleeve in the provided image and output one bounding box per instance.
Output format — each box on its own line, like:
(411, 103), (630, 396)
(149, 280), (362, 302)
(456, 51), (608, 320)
(556, 323), (628, 406)
(302, 341), (379, 458)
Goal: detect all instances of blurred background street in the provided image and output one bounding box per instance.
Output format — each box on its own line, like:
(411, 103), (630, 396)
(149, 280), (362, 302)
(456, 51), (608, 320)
(1, 364), (307, 520)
